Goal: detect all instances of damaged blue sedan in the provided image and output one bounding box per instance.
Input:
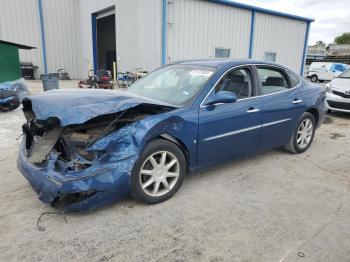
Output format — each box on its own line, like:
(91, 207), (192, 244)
(18, 60), (326, 211)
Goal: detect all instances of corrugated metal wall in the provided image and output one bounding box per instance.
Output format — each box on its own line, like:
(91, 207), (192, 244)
(0, 0), (307, 79)
(78, 0), (162, 78)
(0, 0), (43, 76)
(253, 12), (307, 73)
(42, 0), (81, 78)
(167, 0), (251, 62)
(0, 0), (81, 78)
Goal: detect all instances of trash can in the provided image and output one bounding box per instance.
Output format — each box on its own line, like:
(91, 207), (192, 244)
(40, 73), (59, 91)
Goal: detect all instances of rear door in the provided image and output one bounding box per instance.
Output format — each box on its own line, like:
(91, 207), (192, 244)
(254, 65), (306, 150)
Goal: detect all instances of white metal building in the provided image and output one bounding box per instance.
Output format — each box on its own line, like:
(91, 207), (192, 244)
(0, 0), (313, 79)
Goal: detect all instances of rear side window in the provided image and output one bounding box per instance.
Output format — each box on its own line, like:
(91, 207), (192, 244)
(287, 71), (301, 87)
(257, 67), (289, 95)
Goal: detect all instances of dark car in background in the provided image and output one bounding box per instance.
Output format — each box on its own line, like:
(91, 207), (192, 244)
(17, 60), (326, 211)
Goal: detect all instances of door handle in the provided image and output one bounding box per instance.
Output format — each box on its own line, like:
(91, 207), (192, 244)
(292, 99), (303, 104)
(246, 108), (260, 113)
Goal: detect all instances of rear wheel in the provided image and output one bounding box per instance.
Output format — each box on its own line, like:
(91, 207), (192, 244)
(131, 139), (186, 204)
(310, 75), (318, 82)
(284, 112), (316, 154)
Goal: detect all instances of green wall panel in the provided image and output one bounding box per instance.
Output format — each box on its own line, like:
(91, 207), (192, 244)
(0, 43), (21, 83)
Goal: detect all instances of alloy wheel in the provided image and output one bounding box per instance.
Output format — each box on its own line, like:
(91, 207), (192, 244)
(139, 151), (180, 197)
(296, 118), (313, 149)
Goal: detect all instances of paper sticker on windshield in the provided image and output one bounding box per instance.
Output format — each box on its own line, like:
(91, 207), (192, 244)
(189, 70), (213, 77)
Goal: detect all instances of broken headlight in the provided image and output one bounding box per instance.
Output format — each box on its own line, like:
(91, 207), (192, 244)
(55, 132), (106, 172)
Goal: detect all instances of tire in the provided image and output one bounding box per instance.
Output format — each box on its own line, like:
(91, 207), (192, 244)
(284, 112), (316, 154)
(0, 98), (21, 112)
(310, 75), (318, 82)
(130, 139), (186, 204)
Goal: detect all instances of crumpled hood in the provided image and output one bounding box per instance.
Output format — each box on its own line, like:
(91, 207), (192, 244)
(23, 89), (173, 126)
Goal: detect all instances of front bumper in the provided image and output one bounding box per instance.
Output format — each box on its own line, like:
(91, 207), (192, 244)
(17, 140), (131, 211)
(326, 92), (350, 113)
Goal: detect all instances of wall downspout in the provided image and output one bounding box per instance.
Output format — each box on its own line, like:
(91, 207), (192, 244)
(248, 10), (255, 59)
(162, 0), (167, 65)
(301, 21), (311, 76)
(37, 0), (48, 74)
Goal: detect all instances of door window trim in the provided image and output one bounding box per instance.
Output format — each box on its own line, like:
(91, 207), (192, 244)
(255, 65), (291, 96)
(214, 66), (255, 95)
(200, 65), (256, 108)
(200, 64), (301, 108)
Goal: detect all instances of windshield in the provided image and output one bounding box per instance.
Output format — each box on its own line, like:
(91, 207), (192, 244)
(127, 65), (215, 106)
(339, 69), (350, 79)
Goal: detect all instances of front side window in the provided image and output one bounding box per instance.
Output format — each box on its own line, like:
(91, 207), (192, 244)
(257, 67), (289, 95)
(215, 68), (252, 99)
(128, 65), (215, 106)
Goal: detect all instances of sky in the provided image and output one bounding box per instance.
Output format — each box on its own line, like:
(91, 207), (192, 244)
(233, 0), (350, 45)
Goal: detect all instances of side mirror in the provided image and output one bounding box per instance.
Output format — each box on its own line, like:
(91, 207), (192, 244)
(204, 91), (237, 106)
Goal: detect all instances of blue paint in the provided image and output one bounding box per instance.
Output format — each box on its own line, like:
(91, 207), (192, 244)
(248, 10), (255, 59)
(37, 0), (48, 74)
(18, 60), (325, 211)
(300, 22), (311, 76)
(206, 0), (314, 22)
(91, 14), (98, 73)
(162, 0), (167, 65)
(24, 88), (174, 126)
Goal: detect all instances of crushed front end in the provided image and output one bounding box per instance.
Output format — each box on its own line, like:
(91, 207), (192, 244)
(18, 94), (174, 211)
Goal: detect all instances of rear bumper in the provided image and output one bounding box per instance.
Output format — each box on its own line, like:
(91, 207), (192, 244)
(326, 93), (350, 113)
(17, 140), (131, 211)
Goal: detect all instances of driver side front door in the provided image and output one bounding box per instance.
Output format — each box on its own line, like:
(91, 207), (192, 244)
(196, 66), (261, 168)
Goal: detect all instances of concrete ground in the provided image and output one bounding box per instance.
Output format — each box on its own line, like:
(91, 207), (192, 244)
(0, 80), (349, 262)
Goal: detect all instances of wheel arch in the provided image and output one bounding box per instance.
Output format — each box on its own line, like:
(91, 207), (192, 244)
(306, 107), (319, 125)
(157, 134), (190, 173)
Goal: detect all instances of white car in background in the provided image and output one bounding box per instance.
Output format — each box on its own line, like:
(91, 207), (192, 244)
(308, 62), (348, 82)
(326, 69), (350, 113)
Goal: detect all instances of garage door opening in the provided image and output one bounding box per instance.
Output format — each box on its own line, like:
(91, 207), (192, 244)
(92, 8), (116, 73)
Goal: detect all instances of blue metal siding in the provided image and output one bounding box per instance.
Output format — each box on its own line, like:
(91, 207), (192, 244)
(300, 22), (311, 75)
(248, 10), (255, 58)
(91, 13), (97, 73)
(37, 0), (48, 74)
(205, 0), (314, 22)
(162, 0), (167, 65)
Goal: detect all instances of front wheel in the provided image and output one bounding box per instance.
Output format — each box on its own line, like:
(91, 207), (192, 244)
(131, 139), (186, 204)
(284, 112), (316, 154)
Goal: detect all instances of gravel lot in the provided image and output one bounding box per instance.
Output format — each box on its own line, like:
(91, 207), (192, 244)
(0, 81), (349, 261)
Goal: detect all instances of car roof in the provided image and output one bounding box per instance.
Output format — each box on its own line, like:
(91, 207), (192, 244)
(171, 59), (286, 70)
